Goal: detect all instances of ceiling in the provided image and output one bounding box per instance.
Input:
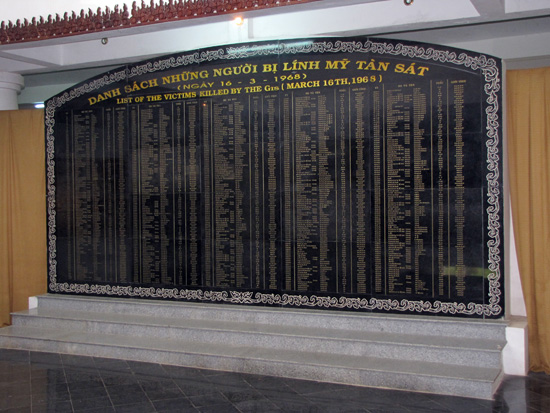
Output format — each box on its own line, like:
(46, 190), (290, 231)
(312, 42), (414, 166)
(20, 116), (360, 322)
(1, 0), (549, 106)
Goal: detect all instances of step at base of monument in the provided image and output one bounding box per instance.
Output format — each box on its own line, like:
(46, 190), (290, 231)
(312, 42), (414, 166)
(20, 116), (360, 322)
(0, 294), (507, 400)
(11, 307), (504, 369)
(0, 325), (502, 399)
(33, 294), (507, 340)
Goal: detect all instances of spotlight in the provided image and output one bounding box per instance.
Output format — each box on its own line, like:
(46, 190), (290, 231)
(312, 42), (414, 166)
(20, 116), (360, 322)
(404, 0), (413, 5)
(34, 103), (45, 109)
(233, 16), (244, 26)
(101, 38), (108, 45)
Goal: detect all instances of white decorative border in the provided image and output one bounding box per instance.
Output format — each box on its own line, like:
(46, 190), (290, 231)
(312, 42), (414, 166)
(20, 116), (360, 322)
(45, 38), (503, 317)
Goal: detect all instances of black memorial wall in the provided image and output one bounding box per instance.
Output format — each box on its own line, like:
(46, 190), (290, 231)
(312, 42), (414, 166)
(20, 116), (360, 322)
(45, 37), (504, 318)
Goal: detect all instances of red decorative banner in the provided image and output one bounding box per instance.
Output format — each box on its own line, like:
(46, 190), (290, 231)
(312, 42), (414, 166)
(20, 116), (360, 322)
(0, 0), (320, 44)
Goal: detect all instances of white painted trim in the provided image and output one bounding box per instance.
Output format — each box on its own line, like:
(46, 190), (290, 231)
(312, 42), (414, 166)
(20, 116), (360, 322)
(503, 318), (528, 376)
(28, 296), (38, 309)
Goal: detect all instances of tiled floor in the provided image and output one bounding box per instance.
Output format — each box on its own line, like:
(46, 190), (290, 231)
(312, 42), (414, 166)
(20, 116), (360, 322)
(0, 349), (549, 412)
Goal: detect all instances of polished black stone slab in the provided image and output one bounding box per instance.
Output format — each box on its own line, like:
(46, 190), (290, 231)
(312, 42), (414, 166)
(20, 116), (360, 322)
(45, 37), (504, 318)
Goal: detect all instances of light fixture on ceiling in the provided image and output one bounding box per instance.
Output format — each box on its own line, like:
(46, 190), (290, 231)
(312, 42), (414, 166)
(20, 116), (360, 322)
(234, 16), (244, 26)
(34, 103), (45, 109)
(404, 0), (413, 5)
(101, 38), (108, 45)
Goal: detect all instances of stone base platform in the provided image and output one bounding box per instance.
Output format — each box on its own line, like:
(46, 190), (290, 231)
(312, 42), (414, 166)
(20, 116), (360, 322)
(0, 294), (507, 399)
